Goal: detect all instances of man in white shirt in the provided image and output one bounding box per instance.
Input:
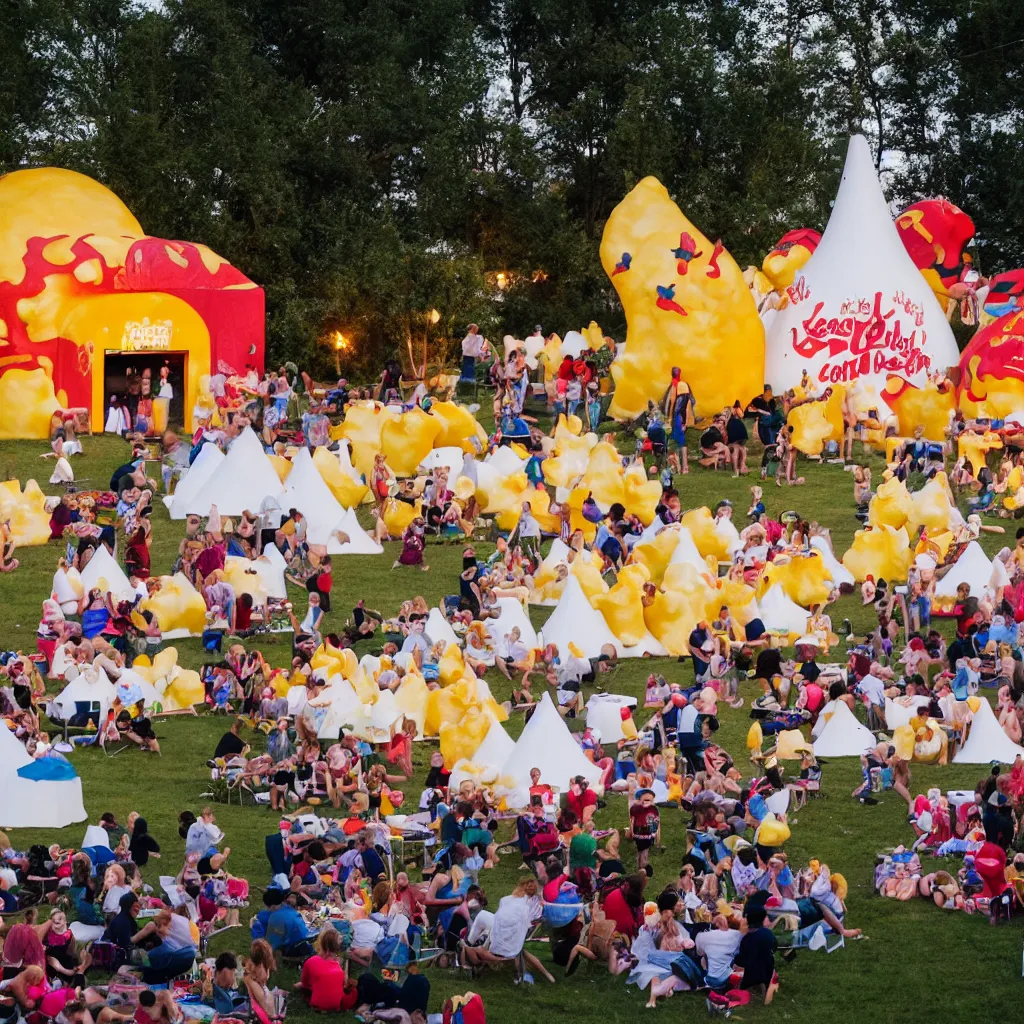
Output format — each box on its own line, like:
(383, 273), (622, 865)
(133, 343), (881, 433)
(496, 626), (530, 683)
(855, 670), (886, 729)
(695, 914), (742, 988)
(461, 324), (487, 381)
(514, 502), (542, 561)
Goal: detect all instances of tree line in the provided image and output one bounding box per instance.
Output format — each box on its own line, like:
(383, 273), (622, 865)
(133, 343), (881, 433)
(3, 0), (1023, 376)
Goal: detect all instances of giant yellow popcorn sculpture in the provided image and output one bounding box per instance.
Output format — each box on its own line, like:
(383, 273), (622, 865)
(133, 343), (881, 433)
(340, 402), (398, 479)
(757, 553), (834, 609)
(601, 177), (765, 420)
(140, 573), (207, 635)
(0, 480), (52, 546)
(429, 401), (488, 452)
(841, 524), (913, 583)
(132, 648), (203, 711)
(680, 507), (732, 563)
(868, 477), (915, 531)
(312, 446), (368, 508)
(880, 376), (955, 441)
(380, 406), (443, 477)
(787, 401), (835, 457)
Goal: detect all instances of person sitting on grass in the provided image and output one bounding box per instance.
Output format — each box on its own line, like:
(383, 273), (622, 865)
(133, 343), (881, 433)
(294, 925), (358, 1012)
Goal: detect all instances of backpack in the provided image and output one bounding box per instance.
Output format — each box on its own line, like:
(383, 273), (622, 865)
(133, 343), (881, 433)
(442, 993), (485, 1024)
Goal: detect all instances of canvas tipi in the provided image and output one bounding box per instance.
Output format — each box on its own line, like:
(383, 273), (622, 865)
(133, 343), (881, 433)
(666, 526), (710, 572)
(183, 427), (283, 517)
(953, 698), (1024, 764)
(426, 608), (461, 650)
(935, 542), (993, 600)
(486, 598), (539, 649)
(763, 136), (960, 399)
(167, 442), (225, 519)
(0, 725), (86, 828)
(80, 545), (133, 598)
(281, 447), (347, 546)
(758, 585), (811, 638)
(469, 718), (515, 769)
(539, 576), (621, 658)
(813, 700), (877, 757)
(499, 693), (602, 791)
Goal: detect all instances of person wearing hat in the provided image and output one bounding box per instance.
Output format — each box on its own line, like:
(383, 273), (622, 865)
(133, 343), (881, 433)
(627, 788), (660, 877)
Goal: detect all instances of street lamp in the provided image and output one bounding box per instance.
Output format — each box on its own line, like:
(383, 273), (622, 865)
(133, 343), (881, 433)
(333, 331), (347, 376)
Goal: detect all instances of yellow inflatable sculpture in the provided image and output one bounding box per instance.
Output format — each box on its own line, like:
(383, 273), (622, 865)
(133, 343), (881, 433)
(140, 573), (207, 635)
(572, 556), (610, 602)
(495, 484), (560, 534)
(221, 559), (269, 603)
(680, 507), (732, 563)
(703, 576), (759, 629)
(893, 720), (948, 764)
(439, 707), (493, 770)
(542, 432), (598, 490)
(424, 675), (507, 738)
(340, 402), (398, 479)
(622, 462), (662, 525)
(601, 177), (765, 420)
(958, 430), (1003, 477)
(595, 572), (649, 647)
(579, 443), (627, 510)
(868, 477), (915, 531)
(631, 528), (679, 585)
(908, 474), (957, 534)
(380, 407), (443, 477)
(841, 524), (913, 583)
(756, 553), (834, 608)
(429, 401), (488, 452)
(312, 446), (368, 508)
(0, 480), (51, 546)
(880, 376), (955, 441)
(475, 470), (531, 521)
(131, 647), (203, 711)
(394, 671), (429, 737)
(959, 311), (1024, 419)
(787, 401), (835, 457)
(438, 644), (468, 688)
(381, 497), (420, 537)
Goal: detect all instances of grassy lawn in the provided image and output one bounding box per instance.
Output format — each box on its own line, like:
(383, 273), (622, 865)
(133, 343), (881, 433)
(0, 426), (1019, 1023)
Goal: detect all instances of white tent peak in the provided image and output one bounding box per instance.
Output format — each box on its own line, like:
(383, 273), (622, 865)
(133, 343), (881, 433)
(540, 575), (620, 658)
(486, 598), (539, 650)
(813, 700), (877, 757)
(935, 542), (993, 599)
(470, 718), (515, 770)
(80, 545), (133, 598)
(763, 135), (959, 398)
(953, 697), (1024, 764)
(499, 692), (601, 792)
(426, 607), (460, 650)
(758, 584), (810, 637)
(167, 441), (225, 519)
(184, 427), (283, 517)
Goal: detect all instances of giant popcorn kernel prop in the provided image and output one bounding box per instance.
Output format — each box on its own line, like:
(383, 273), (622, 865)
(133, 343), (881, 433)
(0, 480), (51, 545)
(895, 198), (976, 314)
(841, 523), (913, 583)
(763, 136), (959, 402)
(879, 375), (956, 441)
(760, 229), (821, 293)
(600, 177), (765, 419)
(756, 552), (834, 608)
(0, 168), (264, 437)
(958, 310), (1024, 419)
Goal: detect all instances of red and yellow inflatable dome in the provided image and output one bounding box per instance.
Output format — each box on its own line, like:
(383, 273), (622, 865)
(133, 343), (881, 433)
(0, 167), (263, 437)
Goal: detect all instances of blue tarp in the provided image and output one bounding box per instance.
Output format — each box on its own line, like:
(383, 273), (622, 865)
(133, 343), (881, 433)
(17, 758), (78, 781)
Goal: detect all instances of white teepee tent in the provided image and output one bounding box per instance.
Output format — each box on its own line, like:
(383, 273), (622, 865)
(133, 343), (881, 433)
(281, 447), (347, 546)
(810, 535), (855, 587)
(586, 692), (637, 743)
(637, 516), (666, 545)
(813, 700), (877, 757)
(539, 575), (621, 658)
(80, 545), (133, 598)
(666, 526), (710, 572)
(763, 135), (960, 399)
(936, 542), (993, 600)
(0, 725), (86, 828)
(758, 585), (811, 638)
(486, 446), (527, 475)
(953, 698), (1024, 764)
(485, 598), (539, 650)
(420, 446), (465, 480)
(183, 427), (283, 517)
(469, 717), (516, 769)
(53, 668), (117, 721)
(329, 508), (383, 555)
(426, 608), (461, 650)
(167, 442), (225, 519)
(499, 693), (602, 791)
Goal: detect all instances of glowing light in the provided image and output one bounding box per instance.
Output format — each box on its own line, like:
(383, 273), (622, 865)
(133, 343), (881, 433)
(333, 331), (348, 351)
(427, 308), (440, 325)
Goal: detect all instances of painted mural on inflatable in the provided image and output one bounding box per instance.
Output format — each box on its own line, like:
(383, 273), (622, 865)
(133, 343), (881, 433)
(0, 167), (264, 438)
(895, 198), (976, 316)
(958, 310), (1024, 419)
(762, 136), (960, 401)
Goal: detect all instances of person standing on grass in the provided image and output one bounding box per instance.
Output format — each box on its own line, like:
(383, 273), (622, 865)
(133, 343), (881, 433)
(460, 324), (487, 381)
(627, 787), (660, 877)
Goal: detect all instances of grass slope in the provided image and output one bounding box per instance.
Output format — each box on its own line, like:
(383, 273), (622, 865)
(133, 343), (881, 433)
(0, 431), (1018, 1024)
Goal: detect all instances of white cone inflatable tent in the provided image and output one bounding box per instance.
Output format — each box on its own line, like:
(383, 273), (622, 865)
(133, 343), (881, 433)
(420, 447), (466, 481)
(586, 693), (638, 743)
(813, 700), (877, 757)
(953, 698), (1024, 764)
(469, 718), (516, 770)
(485, 446), (526, 476)
(530, 539), (591, 606)
(540, 576), (621, 658)
(499, 693), (602, 793)
(485, 598), (539, 650)
(758, 585), (811, 638)
(53, 668), (117, 721)
(183, 427), (283, 517)
(666, 526), (711, 572)
(330, 508), (383, 555)
(810, 536), (855, 588)
(763, 135), (960, 401)
(0, 726), (86, 828)
(166, 442), (225, 519)
(884, 695), (931, 731)
(426, 607), (461, 650)
(936, 542), (993, 601)
(80, 545), (133, 599)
